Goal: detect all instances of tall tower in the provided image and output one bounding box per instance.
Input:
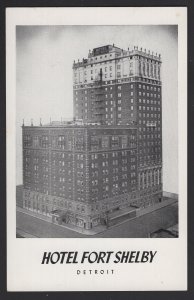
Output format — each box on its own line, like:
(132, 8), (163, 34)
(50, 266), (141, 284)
(73, 45), (162, 207)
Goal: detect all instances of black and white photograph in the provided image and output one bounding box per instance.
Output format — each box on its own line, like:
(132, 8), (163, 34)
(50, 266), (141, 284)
(16, 25), (178, 238)
(6, 7), (187, 291)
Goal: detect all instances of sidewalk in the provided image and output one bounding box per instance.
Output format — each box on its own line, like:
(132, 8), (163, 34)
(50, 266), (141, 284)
(88, 197), (178, 234)
(136, 197), (178, 217)
(16, 206), (106, 235)
(17, 207), (52, 222)
(17, 197), (178, 236)
(94, 197), (178, 233)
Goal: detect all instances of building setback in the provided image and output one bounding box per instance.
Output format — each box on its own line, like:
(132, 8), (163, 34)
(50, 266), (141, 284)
(22, 44), (162, 230)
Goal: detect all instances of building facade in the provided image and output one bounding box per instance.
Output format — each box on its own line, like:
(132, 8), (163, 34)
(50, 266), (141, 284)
(22, 124), (139, 229)
(73, 45), (163, 218)
(22, 44), (162, 230)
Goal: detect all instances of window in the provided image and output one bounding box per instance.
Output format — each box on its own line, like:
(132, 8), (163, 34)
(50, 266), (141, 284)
(101, 136), (109, 149)
(122, 158), (127, 164)
(121, 135), (128, 148)
(113, 160), (118, 166)
(103, 177), (109, 183)
(112, 152), (118, 158)
(33, 136), (39, 147)
(102, 169), (109, 175)
(91, 154), (98, 160)
(92, 179), (98, 186)
(102, 161), (108, 167)
(113, 176), (118, 182)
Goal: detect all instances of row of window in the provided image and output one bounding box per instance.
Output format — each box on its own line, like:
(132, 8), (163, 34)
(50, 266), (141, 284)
(24, 150), (49, 156)
(74, 69), (160, 83)
(91, 181), (136, 196)
(91, 157), (136, 168)
(138, 92), (160, 97)
(91, 151), (133, 160)
(139, 144), (161, 150)
(138, 84), (160, 91)
(24, 198), (87, 214)
(139, 154), (161, 160)
(75, 72), (134, 83)
(91, 176), (136, 187)
(90, 163), (136, 177)
(74, 76), (161, 90)
(139, 136), (161, 142)
(75, 84), (135, 96)
(139, 112), (161, 118)
(139, 99), (160, 105)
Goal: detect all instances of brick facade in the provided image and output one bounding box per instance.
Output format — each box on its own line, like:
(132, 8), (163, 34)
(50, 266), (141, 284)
(22, 44), (162, 229)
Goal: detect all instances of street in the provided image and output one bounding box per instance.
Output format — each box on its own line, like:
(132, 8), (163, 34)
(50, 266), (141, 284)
(16, 202), (178, 238)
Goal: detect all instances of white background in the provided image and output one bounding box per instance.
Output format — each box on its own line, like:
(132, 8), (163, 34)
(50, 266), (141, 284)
(7, 7), (187, 291)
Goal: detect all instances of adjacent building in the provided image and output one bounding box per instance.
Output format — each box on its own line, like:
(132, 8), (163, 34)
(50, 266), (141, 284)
(22, 44), (163, 230)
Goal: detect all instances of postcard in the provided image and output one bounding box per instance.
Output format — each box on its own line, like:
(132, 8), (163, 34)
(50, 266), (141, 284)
(6, 7), (187, 291)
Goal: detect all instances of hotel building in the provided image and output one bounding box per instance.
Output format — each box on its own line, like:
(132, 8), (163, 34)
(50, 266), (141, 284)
(22, 44), (162, 229)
